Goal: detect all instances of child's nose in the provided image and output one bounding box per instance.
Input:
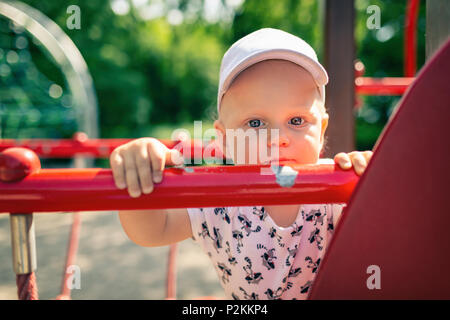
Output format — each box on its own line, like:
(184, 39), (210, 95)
(267, 128), (290, 148)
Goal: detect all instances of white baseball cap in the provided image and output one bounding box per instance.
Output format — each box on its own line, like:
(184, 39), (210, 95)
(217, 28), (328, 113)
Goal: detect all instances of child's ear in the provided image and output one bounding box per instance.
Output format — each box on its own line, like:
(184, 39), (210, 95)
(320, 112), (329, 150)
(213, 119), (226, 138)
(213, 119), (227, 155)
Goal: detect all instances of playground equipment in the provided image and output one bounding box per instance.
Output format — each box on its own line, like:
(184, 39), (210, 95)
(1, 0), (449, 300)
(309, 37), (450, 300)
(0, 148), (359, 213)
(2, 38), (450, 299)
(0, 0), (97, 300)
(0, 0), (99, 140)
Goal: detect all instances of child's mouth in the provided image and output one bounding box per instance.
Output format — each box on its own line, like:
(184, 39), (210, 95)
(262, 158), (297, 165)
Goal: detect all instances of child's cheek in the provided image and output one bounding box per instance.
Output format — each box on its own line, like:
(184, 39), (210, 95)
(294, 131), (322, 164)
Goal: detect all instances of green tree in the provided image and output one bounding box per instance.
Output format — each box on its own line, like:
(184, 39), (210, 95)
(3, 0), (425, 151)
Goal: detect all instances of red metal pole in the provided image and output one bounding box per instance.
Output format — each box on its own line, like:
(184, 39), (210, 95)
(0, 145), (358, 214)
(405, 0), (420, 77)
(355, 77), (415, 95)
(165, 243), (177, 300)
(0, 164), (357, 213)
(0, 137), (221, 160)
(56, 212), (81, 300)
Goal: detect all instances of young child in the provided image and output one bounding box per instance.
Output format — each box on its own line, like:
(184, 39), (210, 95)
(110, 28), (373, 300)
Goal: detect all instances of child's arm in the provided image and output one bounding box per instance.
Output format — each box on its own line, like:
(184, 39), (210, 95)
(110, 138), (192, 247)
(118, 208), (192, 247)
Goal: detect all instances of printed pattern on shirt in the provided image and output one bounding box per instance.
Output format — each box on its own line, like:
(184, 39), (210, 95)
(187, 204), (344, 300)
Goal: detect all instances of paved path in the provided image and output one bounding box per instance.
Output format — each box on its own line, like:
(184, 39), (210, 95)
(0, 211), (224, 300)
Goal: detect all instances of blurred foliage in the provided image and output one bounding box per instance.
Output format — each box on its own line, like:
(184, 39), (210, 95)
(0, 17), (78, 139)
(354, 0), (426, 150)
(1, 0), (426, 152)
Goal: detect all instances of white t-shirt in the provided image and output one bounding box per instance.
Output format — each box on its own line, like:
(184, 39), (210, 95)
(187, 203), (345, 300)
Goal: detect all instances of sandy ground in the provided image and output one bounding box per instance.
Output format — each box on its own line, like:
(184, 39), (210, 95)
(0, 210), (224, 300)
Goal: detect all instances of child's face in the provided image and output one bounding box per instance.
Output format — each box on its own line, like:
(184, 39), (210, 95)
(214, 59), (329, 165)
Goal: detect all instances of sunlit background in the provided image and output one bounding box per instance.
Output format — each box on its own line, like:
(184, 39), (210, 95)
(0, 0), (426, 152)
(0, 0), (427, 299)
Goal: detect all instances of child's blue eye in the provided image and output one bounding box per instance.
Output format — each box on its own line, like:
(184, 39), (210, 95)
(248, 119), (263, 128)
(290, 117), (304, 126)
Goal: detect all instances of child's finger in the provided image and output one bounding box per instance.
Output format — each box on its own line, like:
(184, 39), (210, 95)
(362, 150), (373, 163)
(135, 143), (154, 194)
(334, 152), (352, 170)
(110, 150), (126, 190)
(349, 152), (367, 176)
(166, 148), (184, 167)
(122, 151), (141, 198)
(148, 144), (166, 184)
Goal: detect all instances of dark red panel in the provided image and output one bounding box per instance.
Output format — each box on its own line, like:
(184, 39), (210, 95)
(309, 39), (450, 299)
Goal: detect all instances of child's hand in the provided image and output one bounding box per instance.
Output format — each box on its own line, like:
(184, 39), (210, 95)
(333, 151), (373, 176)
(109, 138), (183, 198)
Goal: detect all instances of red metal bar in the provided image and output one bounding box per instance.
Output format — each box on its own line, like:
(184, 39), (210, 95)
(56, 212), (81, 300)
(405, 0), (420, 77)
(0, 138), (135, 157)
(165, 243), (177, 300)
(0, 138), (221, 159)
(355, 77), (415, 95)
(0, 164), (358, 213)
